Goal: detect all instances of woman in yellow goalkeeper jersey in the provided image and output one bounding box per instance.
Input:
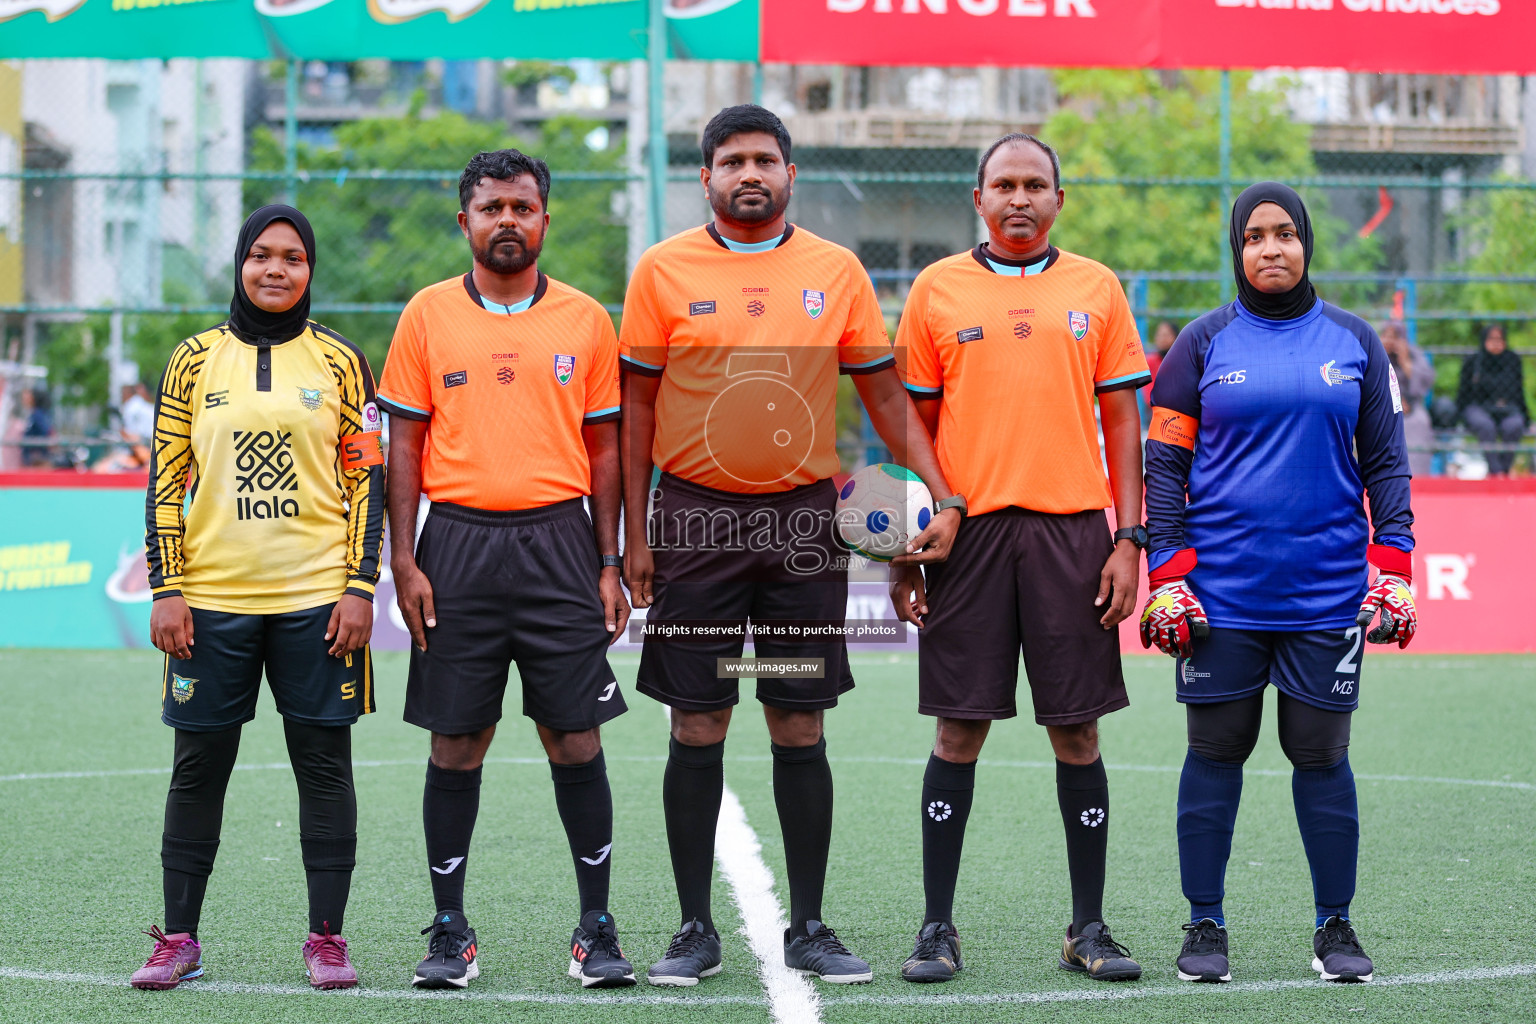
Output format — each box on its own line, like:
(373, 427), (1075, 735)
(131, 205), (385, 991)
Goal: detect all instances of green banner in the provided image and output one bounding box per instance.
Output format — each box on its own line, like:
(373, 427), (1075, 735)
(0, 0), (757, 59)
(0, 487), (153, 650)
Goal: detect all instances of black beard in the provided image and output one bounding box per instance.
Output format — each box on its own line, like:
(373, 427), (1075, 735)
(710, 184), (789, 225)
(473, 233), (542, 275)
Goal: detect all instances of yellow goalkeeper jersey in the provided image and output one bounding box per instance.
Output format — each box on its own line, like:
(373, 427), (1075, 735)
(145, 321), (386, 614)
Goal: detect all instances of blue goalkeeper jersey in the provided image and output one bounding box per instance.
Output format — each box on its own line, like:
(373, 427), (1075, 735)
(1144, 298), (1413, 630)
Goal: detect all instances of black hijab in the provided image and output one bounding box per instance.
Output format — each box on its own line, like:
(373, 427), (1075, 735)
(228, 204), (316, 343)
(1229, 182), (1317, 322)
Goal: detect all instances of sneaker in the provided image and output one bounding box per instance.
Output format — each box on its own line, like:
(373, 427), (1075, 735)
(412, 911), (480, 989)
(1059, 920), (1142, 982)
(130, 926), (204, 990)
(900, 920), (963, 983)
(1176, 919), (1230, 983)
(647, 919), (722, 987)
(1312, 916), (1374, 983)
(784, 920), (872, 984)
(568, 910), (636, 988)
(303, 925), (358, 990)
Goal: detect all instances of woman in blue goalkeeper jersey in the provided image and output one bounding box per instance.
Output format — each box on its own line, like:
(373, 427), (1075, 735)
(131, 206), (385, 991)
(1138, 182), (1417, 986)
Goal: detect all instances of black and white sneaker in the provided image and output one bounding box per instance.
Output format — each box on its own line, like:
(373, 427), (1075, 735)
(647, 919), (722, 987)
(412, 911), (479, 989)
(900, 920), (963, 983)
(568, 910), (636, 988)
(784, 920), (872, 984)
(1312, 916), (1374, 983)
(1176, 919), (1231, 983)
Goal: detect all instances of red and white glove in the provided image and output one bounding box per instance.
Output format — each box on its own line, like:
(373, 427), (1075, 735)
(1139, 548), (1209, 659)
(1357, 544), (1416, 648)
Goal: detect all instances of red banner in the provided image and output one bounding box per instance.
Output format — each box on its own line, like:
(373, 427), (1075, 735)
(762, 0), (1536, 75)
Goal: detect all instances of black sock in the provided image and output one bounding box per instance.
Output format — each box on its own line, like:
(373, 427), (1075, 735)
(772, 738), (834, 939)
(423, 761), (481, 916)
(921, 753), (976, 926)
(1056, 757), (1110, 935)
(663, 737), (724, 933)
(286, 721), (357, 935)
(162, 727), (241, 939)
(550, 751), (614, 917)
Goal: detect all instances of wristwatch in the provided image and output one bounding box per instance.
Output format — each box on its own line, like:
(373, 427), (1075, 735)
(934, 494), (968, 520)
(601, 554), (623, 569)
(1113, 525), (1149, 550)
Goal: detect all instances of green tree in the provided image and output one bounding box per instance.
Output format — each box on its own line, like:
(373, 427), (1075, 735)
(1042, 70), (1381, 318)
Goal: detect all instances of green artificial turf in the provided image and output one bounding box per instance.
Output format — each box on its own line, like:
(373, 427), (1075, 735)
(0, 650), (1531, 1024)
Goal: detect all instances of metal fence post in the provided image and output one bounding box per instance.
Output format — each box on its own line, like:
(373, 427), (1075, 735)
(284, 59), (299, 207)
(1219, 69), (1233, 303)
(647, 0), (667, 246)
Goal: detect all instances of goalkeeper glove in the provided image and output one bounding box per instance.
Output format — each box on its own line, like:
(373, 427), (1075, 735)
(1357, 543), (1416, 649)
(1139, 548), (1209, 659)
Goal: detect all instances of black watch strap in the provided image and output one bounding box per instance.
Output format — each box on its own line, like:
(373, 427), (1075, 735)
(1113, 525), (1149, 550)
(601, 554), (623, 569)
(935, 494), (968, 519)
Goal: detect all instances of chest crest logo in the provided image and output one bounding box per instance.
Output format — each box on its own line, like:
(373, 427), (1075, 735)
(803, 290), (825, 320)
(297, 387), (324, 411)
(1068, 311), (1090, 341)
(554, 354), (576, 386)
(1319, 360), (1357, 387)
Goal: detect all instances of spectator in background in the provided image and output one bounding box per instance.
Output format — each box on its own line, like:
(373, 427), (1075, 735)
(1140, 321), (1179, 428)
(122, 381), (155, 443)
(22, 388), (53, 468)
(1379, 321), (1433, 478)
(1451, 325), (1528, 477)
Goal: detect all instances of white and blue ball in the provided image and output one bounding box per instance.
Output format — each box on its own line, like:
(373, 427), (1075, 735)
(834, 463), (934, 562)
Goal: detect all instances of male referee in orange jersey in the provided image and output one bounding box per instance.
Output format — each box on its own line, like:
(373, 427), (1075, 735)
(890, 133), (1151, 984)
(621, 104), (961, 987)
(376, 149), (636, 990)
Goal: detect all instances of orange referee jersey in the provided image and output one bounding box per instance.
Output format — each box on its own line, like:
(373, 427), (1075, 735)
(377, 272), (620, 511)
(619, 224), (892, 493)
(898, 246), (1150, 516)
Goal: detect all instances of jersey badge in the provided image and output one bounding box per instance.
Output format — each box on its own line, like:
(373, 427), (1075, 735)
(1068, 311), (1090, 341)
(497, 366), (515, 385)
(803, 290), (825, 320)
(1388, 365), (1404, 413)
(1013, 320), (1032, 340)
(361, 402), (382, 431)
(554, 353), (576, 386)
(170, 674), (197, 704)
(297, 387), (324, 411)
(690, 301), (716, 316)
(957, 326), (984, 344)
(1319, 360), (1357, 387)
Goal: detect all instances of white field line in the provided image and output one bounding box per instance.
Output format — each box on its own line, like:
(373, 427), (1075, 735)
(818, 962), (1536, 1006)
(0, 966), (760, 1005)
(5, 755), (1530, 792)
(2, 961), (1531, 1007)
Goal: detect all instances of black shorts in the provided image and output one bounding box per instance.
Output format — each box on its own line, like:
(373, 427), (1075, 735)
(1176, 626), (1365, 713)
(636, 473), (853, 712)
(403, 499), (625, 735)
(162, 603), (376, 731)
(917, 507), (1127, 725)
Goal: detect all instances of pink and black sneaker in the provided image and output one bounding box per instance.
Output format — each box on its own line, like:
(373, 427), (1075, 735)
(303, 925), (358, 989)
(130, 925), (204, 990)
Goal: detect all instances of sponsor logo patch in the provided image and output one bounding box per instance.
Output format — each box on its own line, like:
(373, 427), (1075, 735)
(361, 401), (382, 430)
(497, 366), (515, 385)
(1319, 360), (1358, 387)
(957, 326), (984, 344)
(443, 371), (467, 388)
(1013, 320), (1032, 339)
(554, 354), (576, 386)
(746, 299), (766, 317)
(205, 390), (230, 409)
(689, 301), (716, 316)
(1069, 310), (1090, 341)
(1388, 365), (1404, 413)
(803, 290), (825, 320)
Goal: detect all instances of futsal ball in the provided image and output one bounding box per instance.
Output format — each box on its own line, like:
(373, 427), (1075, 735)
(834, 463), (934, 562)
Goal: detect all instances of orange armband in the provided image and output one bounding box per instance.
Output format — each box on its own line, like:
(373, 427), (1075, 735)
(339, 431), (384, 470)
(1148, 407), (1198, 450)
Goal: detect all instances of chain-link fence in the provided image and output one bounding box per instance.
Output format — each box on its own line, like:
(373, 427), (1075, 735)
(3, 59), (1533, 476)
